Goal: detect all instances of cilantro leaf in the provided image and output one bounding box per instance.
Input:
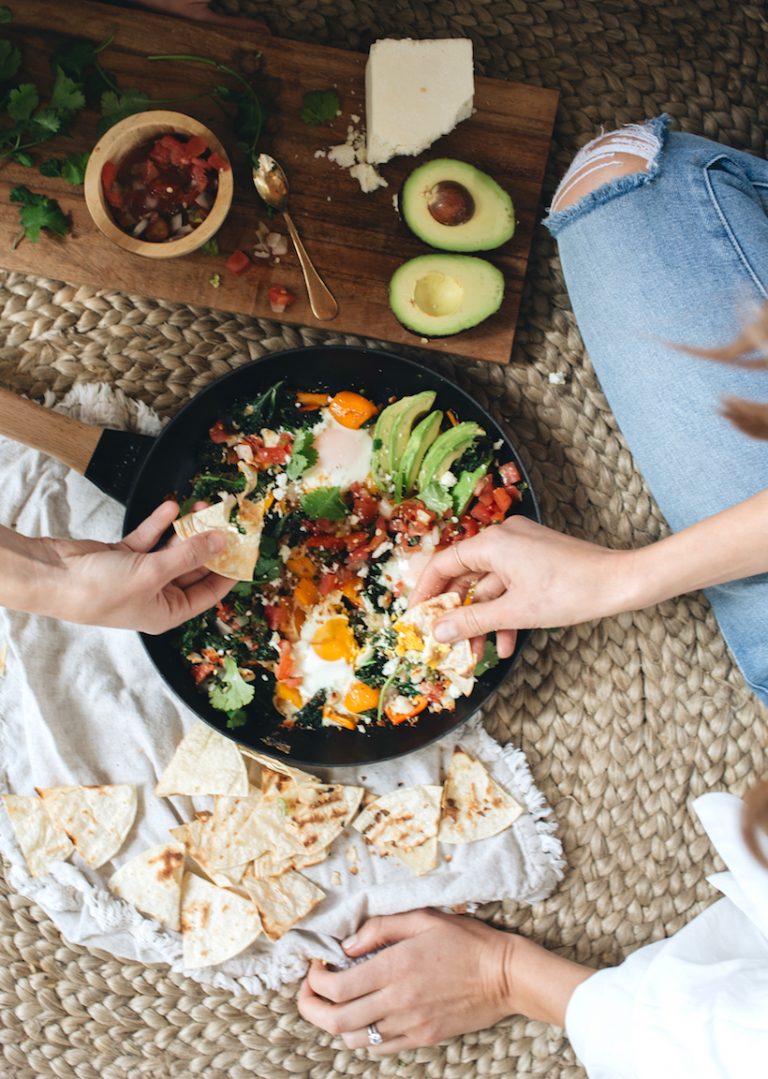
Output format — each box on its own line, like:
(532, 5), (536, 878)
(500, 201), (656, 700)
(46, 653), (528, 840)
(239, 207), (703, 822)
(51, 38), (97, 80)
(49, 68), (85, 115)
(0, 39), (20, 82)
(225, 708), (248, 729)
(300, 89), (340, 125)
(61, 150), (89, 185)
(7, 83), (38, 121)
(474, 639), (500, 677)
(10, 185), (69, 245)
(200, 235), (219, 255)
(286, 429), (317, 481)
(39, 158), (62, 177)
(419, 481), (453, 515)
(300, 486), (347, 521)
(28, 108), (60, 135)
(10, 149), (33, 166)
(99, 88), (149, 132)
(208, 655), (255, 713)
(0, 8), (12, 24)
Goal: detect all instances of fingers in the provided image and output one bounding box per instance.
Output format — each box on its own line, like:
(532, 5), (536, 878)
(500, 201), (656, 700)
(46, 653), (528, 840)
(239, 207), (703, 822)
(434, 595), (512, 644)
(409, 533), (496, 608)
(298, 966), (388, 1035)
(497, 628), (517, 659)
(341, 910), (433, 957)
(148, 529), (226, 587)
(147, 572), (233, 633)
(122, 500), (179, 554)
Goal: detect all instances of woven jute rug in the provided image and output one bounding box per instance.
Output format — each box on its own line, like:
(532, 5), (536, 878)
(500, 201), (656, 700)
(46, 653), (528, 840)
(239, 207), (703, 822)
(1, 1), (767, 1076)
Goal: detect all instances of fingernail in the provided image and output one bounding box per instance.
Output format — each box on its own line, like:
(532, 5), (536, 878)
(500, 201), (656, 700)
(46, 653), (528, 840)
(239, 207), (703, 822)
(342, 933), (357, 950)
(434, 620), (457, 643)
(206, 533), (226, 554)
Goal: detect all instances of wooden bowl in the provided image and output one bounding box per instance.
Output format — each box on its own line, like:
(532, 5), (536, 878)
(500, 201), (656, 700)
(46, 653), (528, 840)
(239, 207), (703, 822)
(83, 110), (234, 259)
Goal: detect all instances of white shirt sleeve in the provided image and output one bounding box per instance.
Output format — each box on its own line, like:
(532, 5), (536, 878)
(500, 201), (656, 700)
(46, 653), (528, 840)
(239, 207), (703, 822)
(565, 794), (768, 1079)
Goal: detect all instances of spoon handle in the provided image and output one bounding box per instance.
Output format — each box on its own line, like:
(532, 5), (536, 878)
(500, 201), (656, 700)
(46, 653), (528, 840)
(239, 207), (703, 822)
(283, 211), (338, 321)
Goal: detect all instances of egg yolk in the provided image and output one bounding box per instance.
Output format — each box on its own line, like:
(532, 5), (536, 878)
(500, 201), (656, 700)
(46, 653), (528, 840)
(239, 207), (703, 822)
(311, 616), (357, 662)
(393, 621), (424, 656)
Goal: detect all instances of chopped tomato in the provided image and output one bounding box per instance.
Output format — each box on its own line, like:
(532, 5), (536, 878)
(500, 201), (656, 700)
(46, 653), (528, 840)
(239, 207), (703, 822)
(209, 419), (231, 444)
(385, 694), (428, 725)
(318, 572), (339, 596)
(460, 513), (480, 538)
(226, 249), (251, 275)
(499, 461), (522, 487)
(470, 500), (501, 525)
(207, 151), (229, 171)
(101, 161), (117, 189)
(215, 599), (236, 623)
(276, 640), (294, 682)
(268, 285), (297, 314)
(190, 661), (215, 685)
(265, 604), (282, 630)
(328, 391), (378, 430)
(244, 433), (293, 466)
(297, 391), (329, 410)
(101, 160), (123, 209)
(349, 482), (379, 525)
(185, 135), (208, 159)
(345, 531), (370, 552)
(305, 535), (346, 550)
(389, 499), (437, 542)
(492, 487), (513, 513)
(473, 474), (494, 502)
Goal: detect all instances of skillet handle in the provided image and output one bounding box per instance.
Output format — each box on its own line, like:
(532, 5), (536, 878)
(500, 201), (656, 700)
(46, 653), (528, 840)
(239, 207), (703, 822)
(0, 385), (101, 474)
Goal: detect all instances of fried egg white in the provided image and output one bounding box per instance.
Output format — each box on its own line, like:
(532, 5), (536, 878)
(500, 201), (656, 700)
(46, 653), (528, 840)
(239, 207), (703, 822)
(379, 529), (439, 594)
(291, 599), (358, 706)
(299, 413), (373, 491)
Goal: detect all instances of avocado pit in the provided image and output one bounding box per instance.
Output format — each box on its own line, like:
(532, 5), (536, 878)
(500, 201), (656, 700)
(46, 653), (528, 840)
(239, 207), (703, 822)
(427, 181), (475, 226)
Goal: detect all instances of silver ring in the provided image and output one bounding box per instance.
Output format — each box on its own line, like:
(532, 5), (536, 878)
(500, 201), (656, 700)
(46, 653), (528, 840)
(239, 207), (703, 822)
(367, 1023), (383, 1046)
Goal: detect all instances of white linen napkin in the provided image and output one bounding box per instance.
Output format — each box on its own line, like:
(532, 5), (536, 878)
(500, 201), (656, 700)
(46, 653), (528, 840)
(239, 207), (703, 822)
(0, 383), (564, 994)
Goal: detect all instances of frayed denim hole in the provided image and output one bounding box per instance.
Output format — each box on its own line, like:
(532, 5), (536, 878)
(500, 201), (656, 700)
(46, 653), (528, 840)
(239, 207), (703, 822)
(703, 155), (768, 299)
(543, 114), (670, 238)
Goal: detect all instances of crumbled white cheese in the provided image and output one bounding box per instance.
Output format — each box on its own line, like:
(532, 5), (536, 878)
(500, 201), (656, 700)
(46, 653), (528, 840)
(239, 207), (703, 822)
(447, 684), (462, 699)
(493, 439), (503, 449)
(262, 428), (280, 447)
(357, 565), (369, 578)
(392, 193), (400, 214)
(382, 657), (399, 677)
(366, 38), (474, 164)
(327, 142), (357, 169)
(439, 470), (457, 488)
(351, 114), (360, 124)
(372, 541), (393, 559)
(273, 486), (286, 501)
(278, 544), (291, 561)
(323, 122), (388, 194)
(350, 161), (388, 194)
(313, 149), (327, 158)
(548, 371), (567, 385)
(275, 472), (288, 489)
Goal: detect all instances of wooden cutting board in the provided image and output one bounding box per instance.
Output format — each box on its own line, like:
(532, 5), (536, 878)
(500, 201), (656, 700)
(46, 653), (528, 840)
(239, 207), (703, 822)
(0, 1), (558, 365)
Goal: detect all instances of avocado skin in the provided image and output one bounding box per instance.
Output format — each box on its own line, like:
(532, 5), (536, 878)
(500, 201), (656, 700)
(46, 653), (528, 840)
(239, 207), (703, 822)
(396, 409), (443, 501)
(400, 158), (515, 253)
(389, 254), (504, 338)
(417, 421), (484, 493)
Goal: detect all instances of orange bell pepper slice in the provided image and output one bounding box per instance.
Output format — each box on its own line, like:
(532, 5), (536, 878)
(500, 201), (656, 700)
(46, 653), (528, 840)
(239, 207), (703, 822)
(385, 694), (428, 725)
(328, 391), (378, 429)
(297, 391), (330, 410)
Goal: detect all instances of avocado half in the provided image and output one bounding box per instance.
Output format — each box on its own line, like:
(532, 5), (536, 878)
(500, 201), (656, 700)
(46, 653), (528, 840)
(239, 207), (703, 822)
(389, 254), (504, 337)
(400, 159), (515, 252)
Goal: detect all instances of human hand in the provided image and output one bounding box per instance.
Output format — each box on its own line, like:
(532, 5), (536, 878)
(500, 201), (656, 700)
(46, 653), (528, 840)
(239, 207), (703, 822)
(409, 516), (638, 658)
(34, 499), (232, 633)
(297, 910), (516, 1055)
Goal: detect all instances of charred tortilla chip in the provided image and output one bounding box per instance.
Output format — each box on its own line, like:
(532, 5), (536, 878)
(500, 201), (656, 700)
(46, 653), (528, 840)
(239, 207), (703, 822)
(353, 785), (441, 875)
(438, 748), (524, 843)
(173, 496), (264, 582)
(243, 869), (325, 940)
(156, 723), (248, 798)
(180, 873), (262, 968)
(36, 784), (137, 868)
(274, 781), (363, 857)
(2, 793), (74, 877)
(109, 842), (185, 931)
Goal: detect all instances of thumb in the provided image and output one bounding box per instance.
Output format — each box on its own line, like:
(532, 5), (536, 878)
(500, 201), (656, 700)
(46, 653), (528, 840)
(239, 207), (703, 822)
(433, 596), (511, 644)
(341, 911), (432, 957)
(149, 530), (226, 585)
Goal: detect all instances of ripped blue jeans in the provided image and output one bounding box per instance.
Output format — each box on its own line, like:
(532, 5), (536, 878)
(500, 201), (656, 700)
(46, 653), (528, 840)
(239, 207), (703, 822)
(544, 116), (768, 704)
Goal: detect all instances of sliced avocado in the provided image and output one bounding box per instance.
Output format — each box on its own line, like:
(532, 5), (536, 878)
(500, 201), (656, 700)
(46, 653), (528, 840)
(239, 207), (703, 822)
(396, 409), (443, 501)
(389, 254), (504, 338)
(400, 158), (515, 252)
(417, 421), (484, 494)
(388, 390), (436, 480)
(371, 391), (435, 489)
(452, 458), (491, 516)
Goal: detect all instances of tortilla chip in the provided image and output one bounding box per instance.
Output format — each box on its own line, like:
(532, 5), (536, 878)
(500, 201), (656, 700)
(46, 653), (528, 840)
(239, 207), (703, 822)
(248, 847), (326, 881)
(156, 723), (248, 798)
(438, 748), (524, 843)
(109, 842), (185, 931)
(180, 873), (262, 968)
(173, 495), (264, 582)
(274, 781), (363, 857)
(2, 794), (74, 877)
(36, 784), (137, 868)
(243, 869), (325, 940)
(353, 785), (442, 875)
(398, 593), (475, 695)
(241, 751), (321, 791)
(183, 793), (306, 880)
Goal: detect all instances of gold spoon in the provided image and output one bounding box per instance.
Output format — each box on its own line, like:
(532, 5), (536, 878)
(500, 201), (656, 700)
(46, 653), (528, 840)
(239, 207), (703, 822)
(252, 153), (338, 321)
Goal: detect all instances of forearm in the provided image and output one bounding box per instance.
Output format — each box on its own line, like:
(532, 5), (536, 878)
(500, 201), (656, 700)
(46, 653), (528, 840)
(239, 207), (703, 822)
(0, 524), (60, 616)
(503, 936), (595, 1027)
(619, 488), (768, 613)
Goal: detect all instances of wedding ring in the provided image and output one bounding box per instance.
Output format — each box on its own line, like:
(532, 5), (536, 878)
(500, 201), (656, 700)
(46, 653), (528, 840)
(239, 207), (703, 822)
(367, 1023), (384, 1046)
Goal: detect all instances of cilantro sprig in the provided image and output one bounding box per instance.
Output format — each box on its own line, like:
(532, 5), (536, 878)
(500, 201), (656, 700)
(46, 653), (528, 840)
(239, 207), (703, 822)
(208, 655), (255, 713)
(475, 639), (500, 677)
(300, 486), (348, 521)
(10, 185), (68, 246)
(300, 89), (340, 125)
(286, 429), (317, 481)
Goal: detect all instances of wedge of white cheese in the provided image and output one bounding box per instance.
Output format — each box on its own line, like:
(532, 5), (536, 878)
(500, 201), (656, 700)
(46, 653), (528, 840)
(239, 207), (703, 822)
(365, 38), (474, 166)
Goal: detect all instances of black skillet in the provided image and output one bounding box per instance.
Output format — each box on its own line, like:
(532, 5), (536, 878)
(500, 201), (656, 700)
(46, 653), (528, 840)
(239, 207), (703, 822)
(0, 346), (540, 767)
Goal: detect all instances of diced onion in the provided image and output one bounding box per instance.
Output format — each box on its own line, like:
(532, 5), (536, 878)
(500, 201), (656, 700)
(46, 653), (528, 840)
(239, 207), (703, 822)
(132, 218), (149, 237)
(170, 212), (183, 233)
(195, 191), (212, 209)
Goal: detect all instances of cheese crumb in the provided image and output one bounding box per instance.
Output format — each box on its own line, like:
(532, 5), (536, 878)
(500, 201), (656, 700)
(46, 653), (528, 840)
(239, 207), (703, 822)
(439, 470), (457, 488)
(548, 371), (567, 385)
(323, 123), (388, 194)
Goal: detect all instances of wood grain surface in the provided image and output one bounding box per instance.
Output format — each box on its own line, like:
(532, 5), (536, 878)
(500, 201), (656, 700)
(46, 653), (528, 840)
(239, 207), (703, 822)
(0, 1), (558, 365)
